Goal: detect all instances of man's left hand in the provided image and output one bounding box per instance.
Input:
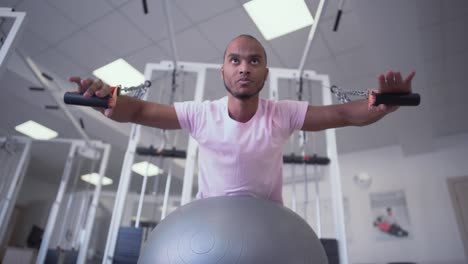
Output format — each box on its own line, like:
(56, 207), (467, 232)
(369, 70), (416, 112)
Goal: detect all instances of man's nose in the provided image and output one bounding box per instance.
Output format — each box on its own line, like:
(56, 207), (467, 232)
(239, 61), (250, 75)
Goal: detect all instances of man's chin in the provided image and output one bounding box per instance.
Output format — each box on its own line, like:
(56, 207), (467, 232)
(224, 83), (262, 100)
(232, 93), (255, 100)
(229, 89), (259, 100)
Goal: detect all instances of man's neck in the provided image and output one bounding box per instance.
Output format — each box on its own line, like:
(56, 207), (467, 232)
(227, 94), (259, 123)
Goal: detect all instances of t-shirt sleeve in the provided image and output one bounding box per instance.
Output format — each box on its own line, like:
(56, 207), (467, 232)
(174, 101), (205, 138)
(275, 100), (309, 135)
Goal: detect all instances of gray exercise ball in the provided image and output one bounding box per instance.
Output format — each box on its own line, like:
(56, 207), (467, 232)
(138, 196), (328, 264)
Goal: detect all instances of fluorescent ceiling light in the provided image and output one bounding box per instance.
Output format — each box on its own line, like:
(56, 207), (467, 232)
(132, 161), (164, 177)
(81, 173), (113, 186)
(93, 58), (144, 88)
(243, 0), (314, 40)
(15, 120), (58, 140)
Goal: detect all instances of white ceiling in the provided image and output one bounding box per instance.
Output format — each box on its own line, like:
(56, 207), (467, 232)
(1, 0), (467, 192)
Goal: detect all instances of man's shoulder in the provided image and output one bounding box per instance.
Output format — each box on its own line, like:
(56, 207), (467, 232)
(259, 98), (305, 112)
(176, 97), (226, 107)
(202, 97), (227, 111)
(258, 97), (280, 108)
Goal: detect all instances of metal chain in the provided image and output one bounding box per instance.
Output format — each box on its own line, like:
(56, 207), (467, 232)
(330, 85), (368, 104)
(120, 80), (152, 99)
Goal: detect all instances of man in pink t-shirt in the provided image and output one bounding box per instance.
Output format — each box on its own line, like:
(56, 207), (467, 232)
(70, 34), (415, 204)
(174, 96), (307, 203)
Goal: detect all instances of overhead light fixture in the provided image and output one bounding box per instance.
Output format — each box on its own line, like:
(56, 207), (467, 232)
(243, 0), (314, 40)
(81, 173), (113, 186)
(93, 58), (145, 88)
(15, 120), (58, 140)
(132, 161), (164, 177)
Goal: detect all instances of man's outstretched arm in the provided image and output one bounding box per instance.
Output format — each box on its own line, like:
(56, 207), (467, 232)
(69, 77), (181, 130)
(301, 71), (415, 132)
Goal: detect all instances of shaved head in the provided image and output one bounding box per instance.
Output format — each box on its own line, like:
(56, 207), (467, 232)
(223, 34), (267, 65)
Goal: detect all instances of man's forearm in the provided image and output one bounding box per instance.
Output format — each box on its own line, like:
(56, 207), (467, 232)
(341, 99), (389, 126)
(108, 95), (143, 123)
(106, 95), (181, 129)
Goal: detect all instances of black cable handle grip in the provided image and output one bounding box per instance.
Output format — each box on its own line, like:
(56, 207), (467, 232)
(64, 92), (111, 108)
(372, 93), (420, 106)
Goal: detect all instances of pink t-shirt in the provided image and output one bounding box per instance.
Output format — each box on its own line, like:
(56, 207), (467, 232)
(174, 96), (308, 203)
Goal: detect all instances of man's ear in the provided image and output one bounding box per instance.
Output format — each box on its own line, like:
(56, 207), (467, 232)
(264, 67), (269, 81)
(220, 65), (224, 80)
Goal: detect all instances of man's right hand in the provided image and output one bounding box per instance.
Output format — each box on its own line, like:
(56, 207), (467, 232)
(69, 76), (115, 117)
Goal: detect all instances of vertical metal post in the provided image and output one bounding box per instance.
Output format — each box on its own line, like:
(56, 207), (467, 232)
(161, 128), (178, 220)
(0, 8), (26, 78)
(72, 192), (90, 249)
(0, 137), (31, 244)
(162, 0), (179, 67)
(180, 68), (206, 205)
(57, 158), (83, 247)
(301, 132), (309, 222)
(321, 75), (349, 264)
(36, 142), (78, 264)
(291, 163), (297, 213)
(135, 169), (149, 228)
(102, 123), (142, 264)
(0, 144), (10, 199)
(268, 71), (279, 101)
(314, 175), (322, 237)
(78, 144), (111, 264)
(269, 68), (348, 262)
(161, 162), (173, 220)
(102, 64), (154, 263)
(297, 0), (327, 78)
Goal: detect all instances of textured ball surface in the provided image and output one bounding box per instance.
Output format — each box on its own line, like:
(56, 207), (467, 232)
(138, 196), (328, 264)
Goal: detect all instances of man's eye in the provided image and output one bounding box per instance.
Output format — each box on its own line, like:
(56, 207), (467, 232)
(251, 59), (259, 64)
(231, 58), (239, 63)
